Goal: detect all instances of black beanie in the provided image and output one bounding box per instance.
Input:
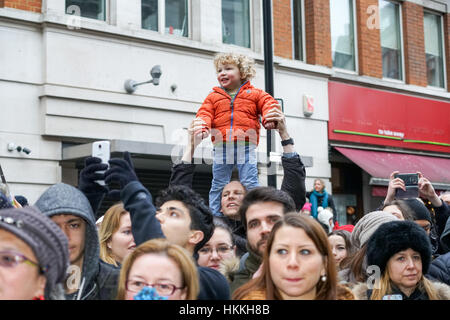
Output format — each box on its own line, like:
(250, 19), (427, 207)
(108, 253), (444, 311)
(404, 199), (432, 223)
(367, 220), (432, 275)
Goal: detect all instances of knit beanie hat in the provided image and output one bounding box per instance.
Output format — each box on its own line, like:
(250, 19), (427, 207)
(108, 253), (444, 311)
(351, 211), (399, 249)
(403, 198), (432, 223)
(366, 220), (432, 275)
(301, 202), (312, 211)
(318, 207), (334, 233)
(0, 206), (69, 298)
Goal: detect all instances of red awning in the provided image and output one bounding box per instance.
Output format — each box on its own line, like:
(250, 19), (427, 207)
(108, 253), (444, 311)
(335, 147), (450, 189)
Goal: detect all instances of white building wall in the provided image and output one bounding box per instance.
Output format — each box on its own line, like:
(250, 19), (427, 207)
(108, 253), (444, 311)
(0, 1), (332, 203)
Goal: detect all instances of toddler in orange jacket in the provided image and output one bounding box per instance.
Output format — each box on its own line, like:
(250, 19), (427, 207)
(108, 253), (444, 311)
(196, 52), (280, 216)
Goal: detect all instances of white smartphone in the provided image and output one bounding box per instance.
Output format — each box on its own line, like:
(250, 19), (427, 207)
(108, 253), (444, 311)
(92, 141), (110, 186)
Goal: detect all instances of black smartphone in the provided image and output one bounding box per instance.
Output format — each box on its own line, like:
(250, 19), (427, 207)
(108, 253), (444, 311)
(394, 173), (419, 199)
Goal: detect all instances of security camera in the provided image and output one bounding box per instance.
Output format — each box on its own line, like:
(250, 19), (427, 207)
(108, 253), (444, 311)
(124, 64), (162, 93)
(150, 65), (162, 85)
(22, 147), (31, 155)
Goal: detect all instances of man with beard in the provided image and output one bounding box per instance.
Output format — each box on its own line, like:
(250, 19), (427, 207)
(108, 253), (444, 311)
(228, 187), (296, 293)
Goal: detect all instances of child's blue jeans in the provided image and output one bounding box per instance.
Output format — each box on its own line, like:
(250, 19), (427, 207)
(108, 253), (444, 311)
(209, 142), (259, 216)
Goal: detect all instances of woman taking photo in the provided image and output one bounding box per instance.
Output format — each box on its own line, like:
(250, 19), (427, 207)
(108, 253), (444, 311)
(232, 213), (354, 300)
(116, 238), (199, 300)
(352, 220), (450, 300)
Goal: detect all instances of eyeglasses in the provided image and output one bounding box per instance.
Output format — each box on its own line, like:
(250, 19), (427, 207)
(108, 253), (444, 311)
(125, 280), (184, 296)
(0, 250), (44, 272)
(198, 245), (233, 256)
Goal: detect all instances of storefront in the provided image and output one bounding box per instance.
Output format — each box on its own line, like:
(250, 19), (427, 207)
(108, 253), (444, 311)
(328, 81), (450, 224)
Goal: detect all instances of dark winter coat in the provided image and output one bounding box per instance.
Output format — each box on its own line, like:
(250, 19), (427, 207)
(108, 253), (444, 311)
(427, 252), (450, 286)
(228, 244), (262, 294)
(427, 216), (450, 285)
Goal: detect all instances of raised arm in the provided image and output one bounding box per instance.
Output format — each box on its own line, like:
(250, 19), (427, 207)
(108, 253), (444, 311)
(263, 107), (306, 211)
(169, 118), (208, 188)
(418, 172), (449, 238)
(104, 152), (164, 245)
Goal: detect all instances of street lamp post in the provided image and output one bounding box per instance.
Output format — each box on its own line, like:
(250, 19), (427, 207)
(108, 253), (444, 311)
(263, 0), (277, 188)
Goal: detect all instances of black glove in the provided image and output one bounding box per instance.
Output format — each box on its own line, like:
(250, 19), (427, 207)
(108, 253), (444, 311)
(104, 151), (138, 199)
(78, 157), (109, 195)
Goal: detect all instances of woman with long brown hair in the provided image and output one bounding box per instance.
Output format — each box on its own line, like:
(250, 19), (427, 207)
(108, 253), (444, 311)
(232, 213), (354, 300)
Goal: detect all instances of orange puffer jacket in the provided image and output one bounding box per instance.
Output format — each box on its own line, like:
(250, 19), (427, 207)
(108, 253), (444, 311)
(196, 81), (278, 145)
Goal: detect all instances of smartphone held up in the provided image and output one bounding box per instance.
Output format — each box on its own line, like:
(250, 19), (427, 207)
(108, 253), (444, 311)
(92, 141), (110, 186)
(394, 173), (419, 200)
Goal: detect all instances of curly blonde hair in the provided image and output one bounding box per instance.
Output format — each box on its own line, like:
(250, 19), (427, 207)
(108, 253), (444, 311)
(213, 52), (256, 82)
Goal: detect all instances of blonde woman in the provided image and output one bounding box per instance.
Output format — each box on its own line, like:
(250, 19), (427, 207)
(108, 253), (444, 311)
(116, 238), (199, 300)
(352, 221), (450, 300)
(306, 179), (337, 220)
(99, 203), (135, 267)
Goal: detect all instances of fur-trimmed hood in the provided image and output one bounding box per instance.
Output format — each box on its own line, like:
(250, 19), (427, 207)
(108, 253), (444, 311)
(219, 256), (241, 283)
(352, 280), (450, 300)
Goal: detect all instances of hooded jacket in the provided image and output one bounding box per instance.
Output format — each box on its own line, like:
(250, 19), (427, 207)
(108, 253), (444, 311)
(427, 217), (450, 285)
(35, 183), (119, 300)
(196, 81), (277, 145)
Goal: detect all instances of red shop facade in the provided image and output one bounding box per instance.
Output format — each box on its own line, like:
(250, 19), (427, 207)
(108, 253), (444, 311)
(327, 81), (450, 225)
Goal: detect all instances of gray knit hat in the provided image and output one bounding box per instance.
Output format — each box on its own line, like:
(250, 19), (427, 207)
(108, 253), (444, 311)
(0, 206), (69, 299)
(351, 210), (399, 249)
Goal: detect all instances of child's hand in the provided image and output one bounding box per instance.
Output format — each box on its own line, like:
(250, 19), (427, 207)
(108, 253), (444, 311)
(264, 121), (277, 130)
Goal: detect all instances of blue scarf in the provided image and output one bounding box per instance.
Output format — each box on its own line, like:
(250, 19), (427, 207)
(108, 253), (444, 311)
(310, 190), (328, 219)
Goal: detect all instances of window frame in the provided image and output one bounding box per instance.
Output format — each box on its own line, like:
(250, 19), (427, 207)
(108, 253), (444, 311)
(291, 0), (306, 62)
(329, 0), (359, 74)
(65, 0), (109, 23)
(379, 0), (405, 83)
(423, 10), (447, 90)
(221, 0), (253, 49)
(142, 0), (192, 38)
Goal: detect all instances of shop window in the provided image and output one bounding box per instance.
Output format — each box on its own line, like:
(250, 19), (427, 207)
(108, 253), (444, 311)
(330, 0), (356, 71)
(66, 0), (106, 21)
(379, 0), (403, 80)
(424, 12), (445, 88)
(222, 0), (251, 48)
